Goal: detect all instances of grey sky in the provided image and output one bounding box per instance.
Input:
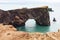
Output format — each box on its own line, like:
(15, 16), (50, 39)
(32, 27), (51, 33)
(0, 0), (60, 3)
(0, 0), (60, 10)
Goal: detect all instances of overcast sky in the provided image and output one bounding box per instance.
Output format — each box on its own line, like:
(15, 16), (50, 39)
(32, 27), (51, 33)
(0, 0), (60, 3)
(0, 0), (60, 10)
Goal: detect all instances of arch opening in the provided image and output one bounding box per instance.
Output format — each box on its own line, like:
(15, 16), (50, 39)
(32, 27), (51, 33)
(25, 19), (36, 27)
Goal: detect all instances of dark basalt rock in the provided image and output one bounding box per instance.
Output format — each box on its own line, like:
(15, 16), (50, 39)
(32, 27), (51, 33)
(0, 6), (53, 27)
(53, 18), (56, 22)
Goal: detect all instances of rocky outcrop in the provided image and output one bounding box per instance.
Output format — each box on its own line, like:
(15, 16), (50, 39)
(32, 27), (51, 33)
(0, 6), (52, 27)
(0, 24), (60, 40)
(0, 24), (17, 32)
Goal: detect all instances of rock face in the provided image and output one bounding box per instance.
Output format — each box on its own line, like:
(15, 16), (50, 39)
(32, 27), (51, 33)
(0, 6), (52, 27)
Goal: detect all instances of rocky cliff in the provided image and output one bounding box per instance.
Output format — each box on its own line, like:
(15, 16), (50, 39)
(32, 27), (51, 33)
(0, 6), (52, 27)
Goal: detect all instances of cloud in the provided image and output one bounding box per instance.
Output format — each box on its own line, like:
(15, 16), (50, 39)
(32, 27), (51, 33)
(0, 0), (60, 3)
(40, 0), (60, 3)
(0, 0), (60, 10)
(0, 0), (18, 3)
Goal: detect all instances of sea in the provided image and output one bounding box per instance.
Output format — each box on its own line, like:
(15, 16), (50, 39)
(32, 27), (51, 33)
(16, 3), (60, 33)
(0, 2), (60, 33)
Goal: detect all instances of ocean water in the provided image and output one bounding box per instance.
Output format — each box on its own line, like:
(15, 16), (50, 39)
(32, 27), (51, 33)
(0, 2), (60, 33)
(16, 3), (60, 33)
(16, 22), (60, 33)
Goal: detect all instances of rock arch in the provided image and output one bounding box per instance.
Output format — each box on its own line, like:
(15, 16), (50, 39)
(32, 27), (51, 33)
(0, 6), (53, 27)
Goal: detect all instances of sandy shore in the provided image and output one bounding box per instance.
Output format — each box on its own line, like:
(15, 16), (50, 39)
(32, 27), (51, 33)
(0, 24), (60, 40)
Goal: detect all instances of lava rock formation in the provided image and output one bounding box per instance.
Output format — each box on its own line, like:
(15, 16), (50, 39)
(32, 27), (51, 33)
(0, 6), (53, 27)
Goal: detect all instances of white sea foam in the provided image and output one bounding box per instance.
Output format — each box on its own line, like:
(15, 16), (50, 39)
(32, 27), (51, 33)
(25, 19), (36, 27)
